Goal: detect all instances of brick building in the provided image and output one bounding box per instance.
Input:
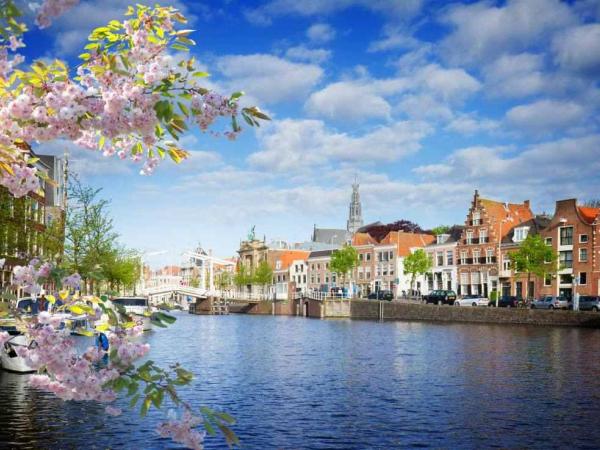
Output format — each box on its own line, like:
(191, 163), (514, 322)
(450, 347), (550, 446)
(306, 249), (336, 293)
(539, 199), (600, 299)
(457, 190), (534, 297)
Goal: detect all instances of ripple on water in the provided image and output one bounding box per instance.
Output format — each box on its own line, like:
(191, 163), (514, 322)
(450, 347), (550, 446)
(1, 315), (600, 449)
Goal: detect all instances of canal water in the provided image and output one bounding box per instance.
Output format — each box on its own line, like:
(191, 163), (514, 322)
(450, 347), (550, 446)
(1, 313), (600, 449)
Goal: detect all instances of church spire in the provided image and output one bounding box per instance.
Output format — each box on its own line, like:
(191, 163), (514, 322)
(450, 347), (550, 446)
(347, 179), (363, 233)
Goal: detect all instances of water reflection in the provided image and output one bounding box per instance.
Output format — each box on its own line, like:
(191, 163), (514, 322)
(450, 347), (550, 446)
(1, 315), (600, 449)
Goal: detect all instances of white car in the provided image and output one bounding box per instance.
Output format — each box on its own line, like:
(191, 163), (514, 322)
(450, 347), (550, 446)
(454, 295), (488, 307)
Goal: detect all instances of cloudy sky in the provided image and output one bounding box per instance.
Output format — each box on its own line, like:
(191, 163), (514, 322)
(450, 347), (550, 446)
(23, 0), (600, 266)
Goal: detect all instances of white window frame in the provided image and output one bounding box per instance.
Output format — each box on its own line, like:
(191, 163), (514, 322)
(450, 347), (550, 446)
(579, 248), (588, 262)
(579, 234), (589, 243)
(545, 237), (552, 246)
(472, 211), (481, 226)
(466, 230), (474, 244)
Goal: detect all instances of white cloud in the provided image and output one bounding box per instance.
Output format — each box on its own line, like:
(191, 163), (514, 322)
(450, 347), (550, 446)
(415, 64), (481, 102)
(482, 53), (548, 98)
(440, 0), (576, 65)
(248, 118), (431, 172)
(553, 24), (600, 76)
(445, 114), (500, 135)
(414, 135), (600, 184)
(396, 94), (454, 121)
(305, 81), (394, 122)
(216, 54), (323, 105)
(306, 23), (336, 43)
(505, 99), (587, 134)
(285, 45), (331, 63)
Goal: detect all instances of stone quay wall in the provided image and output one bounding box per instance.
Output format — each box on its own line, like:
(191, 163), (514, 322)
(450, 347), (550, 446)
(350, 300), (600, 328)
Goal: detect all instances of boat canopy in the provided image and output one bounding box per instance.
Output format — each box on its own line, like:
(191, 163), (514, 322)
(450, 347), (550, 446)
(112, 297), (148, 307)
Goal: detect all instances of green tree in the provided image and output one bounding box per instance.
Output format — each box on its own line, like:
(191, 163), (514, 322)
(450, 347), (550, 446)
(215, 271), (232, 290)
(510, 234), (558, 300)
(404, 249), (432, 295)
(330, 245), (359, 296)
(233, 264), (252, 288)
(253, 260), (273, 294)
(431, 225), (451, 235)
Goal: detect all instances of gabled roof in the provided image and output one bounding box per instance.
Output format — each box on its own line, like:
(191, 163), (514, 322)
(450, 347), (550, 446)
(312, 228), (350, 246)
(308, 249), (335, 259)
(271, 250), (310, 271)
(380, 231), (436, 257)
(479, 197), (534, 239)
(502, 215), (551, 244)
(352, 232), (378, 246)
(578, 206), (600, 224)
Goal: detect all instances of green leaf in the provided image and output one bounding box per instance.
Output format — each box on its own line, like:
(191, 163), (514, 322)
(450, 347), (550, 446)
(129, 393), (140, 408)
(156, 312), (176, 324)
(171, 43), (189, 52)
(141, 396), (152, 417)
(177, 102), (189, 117)
(192, 71), (209, 78)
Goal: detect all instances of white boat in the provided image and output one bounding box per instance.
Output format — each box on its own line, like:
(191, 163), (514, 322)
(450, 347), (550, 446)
(0, 328), (35, 373)
(110, 297), (153, 331)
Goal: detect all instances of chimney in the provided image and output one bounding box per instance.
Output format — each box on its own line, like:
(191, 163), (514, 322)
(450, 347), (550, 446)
(524, 200), (530, 208)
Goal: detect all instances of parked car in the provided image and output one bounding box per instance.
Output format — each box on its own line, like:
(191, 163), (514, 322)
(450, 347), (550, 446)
(578, 296), (600, 311)
(489, 296), (520, 308)
(454, 295), (488, 307)
(424, 290), (457, 305)
(367, 290), (393, 301)
(530, 296), (571, 310)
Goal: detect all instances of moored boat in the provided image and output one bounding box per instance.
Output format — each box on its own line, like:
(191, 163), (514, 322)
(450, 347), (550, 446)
(110, 297), (153, 331)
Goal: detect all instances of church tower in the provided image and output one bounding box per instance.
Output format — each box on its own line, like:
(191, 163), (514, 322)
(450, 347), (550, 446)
(347, 180), (364, 233)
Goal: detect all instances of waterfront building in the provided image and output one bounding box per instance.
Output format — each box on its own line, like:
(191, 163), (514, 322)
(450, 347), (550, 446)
(306, 249), (336, 293)
(424, 227), (463, 294)
(289, 258), (308, 294)
(352, 230), (435, 297)
(498, 215), (551, 299)
(268, 250), (310, 300)
(539, 199), (600, 299)
(456, 190), (534, 297)
(0, 150), (66, 290)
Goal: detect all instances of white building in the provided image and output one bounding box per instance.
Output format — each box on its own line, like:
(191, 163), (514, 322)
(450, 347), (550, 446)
(424, 230), (462, 294)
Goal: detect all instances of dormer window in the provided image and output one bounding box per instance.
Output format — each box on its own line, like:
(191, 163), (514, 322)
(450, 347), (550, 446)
(437, 234), (449, 244)
(472, 211), (481, 226)
(513, 227), (530, 242)
(276, 260), (282, 270)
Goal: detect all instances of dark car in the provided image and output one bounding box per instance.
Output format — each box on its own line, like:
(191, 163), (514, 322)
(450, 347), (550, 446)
(578, 295), (600, 311)
(367, 290), (393, 301)
(425, 290), (457, 305)
(489, 296), (520, 308)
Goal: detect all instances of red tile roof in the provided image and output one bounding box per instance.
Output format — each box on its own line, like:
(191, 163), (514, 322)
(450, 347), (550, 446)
(578, 206), (600, 224)
(380, 231), (435, 257)
(270, 250), (310, 271)
(479, 198), (534, 239)
(352, 232), (378, 246)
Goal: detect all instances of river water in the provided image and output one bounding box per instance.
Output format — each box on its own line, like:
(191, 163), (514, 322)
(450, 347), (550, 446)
(1, 313), (600, 449)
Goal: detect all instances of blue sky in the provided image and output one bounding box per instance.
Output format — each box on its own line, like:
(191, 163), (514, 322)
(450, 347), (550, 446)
(23, 0), (600, 266)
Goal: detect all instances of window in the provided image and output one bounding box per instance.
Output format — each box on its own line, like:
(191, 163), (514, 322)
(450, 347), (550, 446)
(359, 272), (364, 280)
(303, 275), (306, 283)
(513, 227), (529, 242)
(479, 229), (488, 243)
(559, 274), (573, 284)
(366, 253), (371, 261)
(460, 251), (467, 264)
(311, 264), (315, 271)
(460, 272), (469, 284)
(579, 272), (587, 285)
(559, 250), (573, 269)
(436, 252), (444, 266)
(486, 249), (494, 264)
(317, 264), (321, 270)
(472, 249), (480, 263)
(276, 260), (282, 270)
(332, 275), (336, 283)
(466, 230), (473, 244)
(359, 254), (363, 261)
(503, 255), (510, 271)
(437, 234), (449, 244)
(447, 250), (453, 266)
(560, 226), (573, 245)
(545, 237), (552, 246)
(580, 234), (589, 243)
(472, 211), (481, 226)
(311, 276), (315, 283)
(544, 274), (552, 286)
(579, 248), (588, 262)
